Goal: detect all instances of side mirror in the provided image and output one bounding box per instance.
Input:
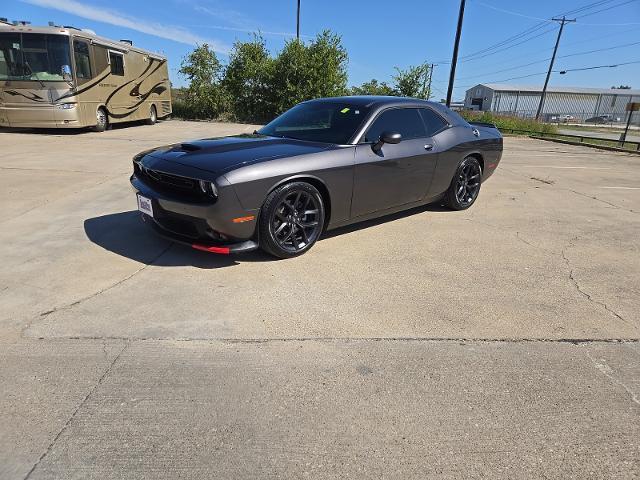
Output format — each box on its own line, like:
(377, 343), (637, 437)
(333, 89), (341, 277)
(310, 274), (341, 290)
(61, 64), (72, 81)
(372, 131), (402, 153)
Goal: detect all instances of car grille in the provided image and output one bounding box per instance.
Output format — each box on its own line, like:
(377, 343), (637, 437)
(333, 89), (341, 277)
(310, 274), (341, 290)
(134, 162), (213, 203)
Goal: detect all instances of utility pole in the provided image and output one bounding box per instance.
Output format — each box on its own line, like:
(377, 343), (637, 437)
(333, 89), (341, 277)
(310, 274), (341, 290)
(446, 0), (466, 107)
(296, 0), (301, 41)
(535, 16), (575, 120)
(426, 63), (435, 101)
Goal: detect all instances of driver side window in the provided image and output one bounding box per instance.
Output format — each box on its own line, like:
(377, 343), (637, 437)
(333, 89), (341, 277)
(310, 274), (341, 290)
(363, 108), (426, 143)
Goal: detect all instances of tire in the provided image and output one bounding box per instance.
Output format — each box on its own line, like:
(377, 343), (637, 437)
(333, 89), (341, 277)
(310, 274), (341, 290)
(146, 105), (157, 125)
(93, 107), (108, 132)
(444, 156), (482, 210)
(259, 182), (325, 259)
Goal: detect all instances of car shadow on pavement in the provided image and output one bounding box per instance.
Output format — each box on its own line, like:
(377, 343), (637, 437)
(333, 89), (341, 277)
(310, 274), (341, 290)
(321, 202), (449, 239)
(85, 203), (448, 267)
(84, 211), (272, 269)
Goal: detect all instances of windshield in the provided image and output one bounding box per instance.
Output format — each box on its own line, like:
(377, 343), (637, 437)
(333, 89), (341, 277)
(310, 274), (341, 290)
(258, 101), (370, 144)
(0, 33), (71, 81)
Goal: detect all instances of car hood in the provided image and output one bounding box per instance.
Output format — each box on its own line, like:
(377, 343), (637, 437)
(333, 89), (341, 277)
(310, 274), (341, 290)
(142, 134), (334, 175)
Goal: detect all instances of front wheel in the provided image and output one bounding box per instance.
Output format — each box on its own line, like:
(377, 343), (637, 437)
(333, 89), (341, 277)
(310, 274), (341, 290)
(145, 105), (157, 125)
(259, 182), (325, 259)
(93, 107), (108, 132)
(444, 156), (482, 210)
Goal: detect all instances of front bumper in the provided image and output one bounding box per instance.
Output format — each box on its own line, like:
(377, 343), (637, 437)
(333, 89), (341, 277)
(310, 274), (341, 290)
(141, 214), (258, 254)
(130, 174), (259, 254)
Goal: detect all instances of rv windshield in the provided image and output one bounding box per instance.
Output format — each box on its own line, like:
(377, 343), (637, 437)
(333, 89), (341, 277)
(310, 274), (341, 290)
(0, 33), (71, 81)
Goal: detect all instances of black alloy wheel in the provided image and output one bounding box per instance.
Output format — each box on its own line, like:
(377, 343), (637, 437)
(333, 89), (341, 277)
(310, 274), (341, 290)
(259, 182), (325, 258)
(445, 156), (482, 210)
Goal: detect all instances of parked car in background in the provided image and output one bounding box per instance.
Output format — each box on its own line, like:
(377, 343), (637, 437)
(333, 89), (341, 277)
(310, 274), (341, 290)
(131, 96), (503, 258)
(585, 115), (613, 124)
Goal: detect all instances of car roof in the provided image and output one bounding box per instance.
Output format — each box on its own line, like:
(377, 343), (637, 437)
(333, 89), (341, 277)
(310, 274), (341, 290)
(304, 96), (468, 127)
(306, 95), (432, 108)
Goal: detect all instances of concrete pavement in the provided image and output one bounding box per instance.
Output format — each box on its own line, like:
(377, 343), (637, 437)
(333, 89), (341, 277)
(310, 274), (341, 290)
(0, 121), (638, 478)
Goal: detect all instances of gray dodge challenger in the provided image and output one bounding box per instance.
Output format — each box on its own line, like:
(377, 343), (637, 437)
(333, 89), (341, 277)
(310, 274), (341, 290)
(131, 96), (503, 258)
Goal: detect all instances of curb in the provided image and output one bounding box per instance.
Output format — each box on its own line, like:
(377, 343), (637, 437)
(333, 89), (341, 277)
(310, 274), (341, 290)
(529, 136), (640, 155)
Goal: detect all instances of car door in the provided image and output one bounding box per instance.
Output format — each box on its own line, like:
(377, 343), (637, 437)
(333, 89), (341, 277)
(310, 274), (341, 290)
(351, 107), (438, 217)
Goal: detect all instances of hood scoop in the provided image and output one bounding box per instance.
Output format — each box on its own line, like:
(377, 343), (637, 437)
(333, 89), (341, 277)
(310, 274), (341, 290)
(179, 143), (202, 152)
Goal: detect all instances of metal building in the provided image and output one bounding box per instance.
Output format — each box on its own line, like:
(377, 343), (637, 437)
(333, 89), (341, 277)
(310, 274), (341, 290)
(464, 83), (640, 124)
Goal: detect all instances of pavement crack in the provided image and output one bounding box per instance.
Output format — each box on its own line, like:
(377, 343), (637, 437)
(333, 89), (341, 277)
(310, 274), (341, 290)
(561, 239), (632, 327)
(499, 166), (637, 214)
(22, 341), (129, 479)
(22, 243), (173, 335)
(583, 347), (640, 406)
(567, 188), (637, 214)
(463, 218), (553, 253)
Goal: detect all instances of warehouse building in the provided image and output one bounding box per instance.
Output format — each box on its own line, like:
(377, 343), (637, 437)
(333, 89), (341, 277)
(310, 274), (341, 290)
(464, 83), (640, 124)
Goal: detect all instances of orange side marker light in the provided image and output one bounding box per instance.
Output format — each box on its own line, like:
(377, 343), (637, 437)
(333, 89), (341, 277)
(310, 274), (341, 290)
(232, 215), (255, 224)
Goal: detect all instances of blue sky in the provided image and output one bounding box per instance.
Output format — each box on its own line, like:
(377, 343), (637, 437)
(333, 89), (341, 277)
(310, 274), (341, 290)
(4, 0), (640, 99)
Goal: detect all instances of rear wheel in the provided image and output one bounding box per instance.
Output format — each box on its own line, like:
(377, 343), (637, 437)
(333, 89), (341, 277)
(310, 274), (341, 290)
(94, 107), (108, 132)
(259, 182), (325, 259)
(444, 156), (482, 210)
(146, 105), (157, 125)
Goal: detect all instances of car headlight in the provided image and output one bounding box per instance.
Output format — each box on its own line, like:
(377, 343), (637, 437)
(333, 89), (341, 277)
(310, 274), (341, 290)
(198, 180), (218, 198)
(55, 103), (76, 109)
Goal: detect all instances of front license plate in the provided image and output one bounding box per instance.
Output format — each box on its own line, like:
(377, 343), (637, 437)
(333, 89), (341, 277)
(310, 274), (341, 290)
(137, 194), (154, 217)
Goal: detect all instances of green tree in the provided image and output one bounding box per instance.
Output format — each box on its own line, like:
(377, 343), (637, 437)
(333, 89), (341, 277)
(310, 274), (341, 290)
(393, 63), (431, 99)
(272, 31), (348, 114)
(178, 44), (225, 119)
(350, 79), (395, 96)
(223, 35), (276, 122)
(350, 63), (432, 99)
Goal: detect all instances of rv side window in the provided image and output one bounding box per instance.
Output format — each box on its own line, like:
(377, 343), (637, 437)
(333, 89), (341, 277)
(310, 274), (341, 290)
(73, 40), (91, 80)
(109, 51), (124, 76)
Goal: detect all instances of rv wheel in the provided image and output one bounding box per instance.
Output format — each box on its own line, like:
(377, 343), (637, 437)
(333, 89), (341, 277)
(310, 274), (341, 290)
(146, 105), (157, 125)
(94, 107), (108, 132)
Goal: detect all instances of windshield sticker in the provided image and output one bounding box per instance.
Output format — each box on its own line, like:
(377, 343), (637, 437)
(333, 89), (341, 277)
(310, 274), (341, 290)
(340, 107), (350, 114)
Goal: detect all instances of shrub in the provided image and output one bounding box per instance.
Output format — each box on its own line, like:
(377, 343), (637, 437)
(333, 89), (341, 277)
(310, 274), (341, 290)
(459, 111), (557, 134)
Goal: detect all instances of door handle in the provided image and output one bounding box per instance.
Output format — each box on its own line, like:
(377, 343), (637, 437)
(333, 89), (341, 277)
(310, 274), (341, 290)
(424, 144), (434, 151)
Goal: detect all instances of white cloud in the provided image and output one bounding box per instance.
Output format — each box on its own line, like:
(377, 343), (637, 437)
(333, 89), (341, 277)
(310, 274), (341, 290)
(192, 3), (306, 38)
(21, 0), (231, 53)
(194, 4), (251, 29)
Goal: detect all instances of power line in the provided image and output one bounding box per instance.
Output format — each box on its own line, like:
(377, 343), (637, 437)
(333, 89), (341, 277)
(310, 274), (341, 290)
(442, 0), (625, 64)
(459, 26), (558, 63)
(456, 58), (551, 81)
(560, 40), (640, 58)
(559, 59), (640, 73)
(472, 2), (555, 23)
(454, 24), (550, 62)
(455, 60), (639, 90)
(575, 0), (639, 18)
(558, 0), (620, 15)
(455, 39), (640, 81)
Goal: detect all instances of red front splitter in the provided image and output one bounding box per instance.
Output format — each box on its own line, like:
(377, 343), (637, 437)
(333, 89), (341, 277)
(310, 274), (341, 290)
(191, 244), (231, 255)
